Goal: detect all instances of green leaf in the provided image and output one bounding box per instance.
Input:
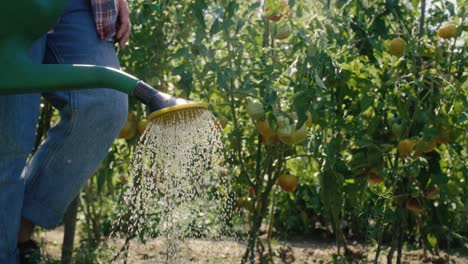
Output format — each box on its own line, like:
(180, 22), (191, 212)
(360, 95), (374, 112)
(152, 3), (161, 11)
(427, 234), (438, 248)
(293, 91), (310, 127)
(210, 18), (221, 35)
(315, 72), (327, 90)
(225, 1), (239, 19)
(367, 144), (383, 170)
(191, 0), (207, 29)
(345, 179), (355, 184)
(431, 172), (448, 185)
(264, 91), (278, 106)
(97, 172), (105, 193)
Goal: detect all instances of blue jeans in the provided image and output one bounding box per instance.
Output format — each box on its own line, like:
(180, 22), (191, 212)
(0, 0), (128, 262)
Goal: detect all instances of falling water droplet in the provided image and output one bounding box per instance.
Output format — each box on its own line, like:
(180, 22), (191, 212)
(110, 109), (239, 263)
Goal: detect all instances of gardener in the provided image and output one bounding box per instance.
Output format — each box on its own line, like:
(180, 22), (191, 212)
(0, 0), (131, 263)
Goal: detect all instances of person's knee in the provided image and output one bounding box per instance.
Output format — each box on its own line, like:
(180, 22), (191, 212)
(75, 91), (128, 138)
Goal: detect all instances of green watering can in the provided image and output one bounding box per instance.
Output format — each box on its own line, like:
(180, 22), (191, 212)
(0, 0), (206, 120)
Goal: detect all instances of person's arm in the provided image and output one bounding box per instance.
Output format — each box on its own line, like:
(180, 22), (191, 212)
(114, 0), (131, 49)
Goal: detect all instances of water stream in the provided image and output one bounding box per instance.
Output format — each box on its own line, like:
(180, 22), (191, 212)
(110, 109), (237, 263)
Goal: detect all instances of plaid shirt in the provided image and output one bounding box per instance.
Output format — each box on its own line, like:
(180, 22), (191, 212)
(90, 0), (118, 40)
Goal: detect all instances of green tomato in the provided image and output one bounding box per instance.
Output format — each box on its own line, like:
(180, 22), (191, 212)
(246, 100), (265, 121)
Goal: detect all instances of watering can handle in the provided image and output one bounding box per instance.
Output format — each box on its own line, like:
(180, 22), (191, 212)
(0, 64), (138, 95)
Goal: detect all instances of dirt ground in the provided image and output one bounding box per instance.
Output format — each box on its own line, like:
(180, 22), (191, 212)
(37, 227), (467, 264)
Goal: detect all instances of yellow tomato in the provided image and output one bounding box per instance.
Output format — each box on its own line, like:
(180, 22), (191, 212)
(437, 23), (457, 39)
(388, 37), (407, 57)
(277, 174), (298, 192)
(397, 139), (416, 157)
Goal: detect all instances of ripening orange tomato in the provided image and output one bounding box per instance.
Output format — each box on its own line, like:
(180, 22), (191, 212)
(256, 120), (274, 137)
(406, 198), (423, 214)
(264, 0), (291, 22)
(277, 174), (298, 192)
(397, 139), (416, 157)
(368, 171), (384, 185)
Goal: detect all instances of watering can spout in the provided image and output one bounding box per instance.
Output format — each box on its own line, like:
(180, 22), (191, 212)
(132, 81), (194, 113)
(0, 63), (195, 113)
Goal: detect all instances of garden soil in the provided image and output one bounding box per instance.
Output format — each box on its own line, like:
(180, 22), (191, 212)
(37, 227), (467, 263)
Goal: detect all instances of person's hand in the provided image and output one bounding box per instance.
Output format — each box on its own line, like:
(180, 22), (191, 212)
(114, 0), (131, 49)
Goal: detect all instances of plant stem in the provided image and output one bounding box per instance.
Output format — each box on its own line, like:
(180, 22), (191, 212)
(254, 134), (263, 198)
(387, 223), (399, 264)
(266, 189), (276, 256)
(397, 225), (403, 264)
(416, 0), (426, 78)
(374, 201), (388, 264)
(61, 196), (78, 264)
